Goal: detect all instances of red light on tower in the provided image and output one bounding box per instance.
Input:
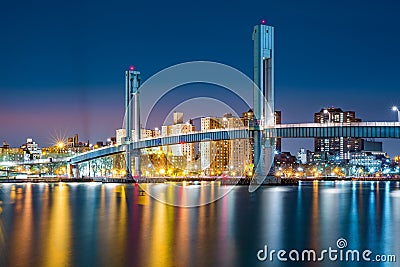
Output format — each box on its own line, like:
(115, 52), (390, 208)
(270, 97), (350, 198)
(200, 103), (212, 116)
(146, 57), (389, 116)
(129, 66), (135, 71)
(261, 19), (266, 25)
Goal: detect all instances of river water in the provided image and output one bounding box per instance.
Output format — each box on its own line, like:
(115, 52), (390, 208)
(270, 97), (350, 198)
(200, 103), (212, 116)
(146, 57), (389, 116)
(0, 181), (399, 267)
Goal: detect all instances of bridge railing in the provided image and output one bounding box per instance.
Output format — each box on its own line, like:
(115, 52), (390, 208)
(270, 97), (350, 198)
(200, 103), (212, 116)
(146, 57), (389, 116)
(1, 157), (69, 166)
(273, 122), (400, 128)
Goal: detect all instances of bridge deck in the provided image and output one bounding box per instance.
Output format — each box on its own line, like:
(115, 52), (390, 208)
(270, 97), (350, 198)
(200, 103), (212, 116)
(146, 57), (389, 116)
(69, 122), (400, 164)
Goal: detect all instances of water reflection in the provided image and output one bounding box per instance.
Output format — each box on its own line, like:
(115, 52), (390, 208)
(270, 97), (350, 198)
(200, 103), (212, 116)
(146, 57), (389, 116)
(311, 181), (319, 249)
(41, 183), (71, 267)
(0, 182), (399, 267)
(147, 199), (173, 267)
(349, 181), (360, 247)
(140, 181), (234, 207)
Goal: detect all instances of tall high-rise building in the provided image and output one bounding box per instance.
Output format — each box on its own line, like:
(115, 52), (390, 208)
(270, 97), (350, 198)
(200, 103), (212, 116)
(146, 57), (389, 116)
(67, 134), (79, 148)
(200, 116), (230, 175)
(314, 107), (363, 159)
(173, 111), (184, 125)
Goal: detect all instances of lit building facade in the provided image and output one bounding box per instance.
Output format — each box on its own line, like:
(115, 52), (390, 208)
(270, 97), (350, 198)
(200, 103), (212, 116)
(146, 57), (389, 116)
(314, 107), (363, 159)
(161, 122), (196, 165)
(21, 138), (42, 160)
(160, 112), (196, 170)
(349, 151), (387, 170)
(297, 148), (307, 164)
(116, 128), (160, 145)
(349, 140), (389, 173)
(200, 113), (252, 176)
(0, 142), (24, 162)
(67, 134), (79, 148)
(66, 134), (91, 153)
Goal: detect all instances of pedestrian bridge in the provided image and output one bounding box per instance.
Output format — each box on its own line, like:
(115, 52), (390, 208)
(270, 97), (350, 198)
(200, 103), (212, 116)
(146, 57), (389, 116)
(68, 122), (400, 164)
(273, 122), (400, 138)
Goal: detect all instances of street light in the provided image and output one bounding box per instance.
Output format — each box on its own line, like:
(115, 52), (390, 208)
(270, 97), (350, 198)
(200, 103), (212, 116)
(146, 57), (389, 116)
(392, 106), (400, 122)
(57, 142), (65, 154)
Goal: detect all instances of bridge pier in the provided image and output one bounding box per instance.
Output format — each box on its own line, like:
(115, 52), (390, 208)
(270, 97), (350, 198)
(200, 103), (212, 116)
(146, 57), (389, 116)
(252, 131), (275, 184)
(74, 164), (79, 178)
(253, 130), (265, 181)
(67, 164), (72, 178)
(134, 78), (141, 178)
(67, 164), (80, 178)
(251, 21), (275, 187)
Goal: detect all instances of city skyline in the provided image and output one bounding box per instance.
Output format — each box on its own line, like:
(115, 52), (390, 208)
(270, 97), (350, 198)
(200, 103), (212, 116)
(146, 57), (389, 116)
(1, 1), (400, 155)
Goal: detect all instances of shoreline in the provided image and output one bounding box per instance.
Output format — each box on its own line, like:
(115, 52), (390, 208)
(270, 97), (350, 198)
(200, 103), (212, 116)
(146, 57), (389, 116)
(1, 176), (400, 185)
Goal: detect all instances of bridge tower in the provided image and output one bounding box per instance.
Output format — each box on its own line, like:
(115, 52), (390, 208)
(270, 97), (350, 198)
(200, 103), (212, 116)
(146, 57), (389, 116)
(252, 20), (275, 182)
(125, 66), (141, 179)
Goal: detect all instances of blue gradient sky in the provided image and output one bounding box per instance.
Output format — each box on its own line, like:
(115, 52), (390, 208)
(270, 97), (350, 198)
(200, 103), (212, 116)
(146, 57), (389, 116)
(1, 0), (400, 155)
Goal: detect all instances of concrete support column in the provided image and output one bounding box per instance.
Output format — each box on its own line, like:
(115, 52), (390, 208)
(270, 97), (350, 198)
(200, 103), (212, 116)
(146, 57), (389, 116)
(134, 86), (141, 177)
(125, 70), (132, 178)
(67, 164), (72, 178)
(125, 67), (141, 179)
(75, 164), (80, 179)
(253, 130), (264, 180)
(252, 21), (274, 179)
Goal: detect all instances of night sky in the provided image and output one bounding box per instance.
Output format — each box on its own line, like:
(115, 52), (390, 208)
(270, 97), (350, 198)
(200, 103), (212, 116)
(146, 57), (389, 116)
(1, 0), (400, 155)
